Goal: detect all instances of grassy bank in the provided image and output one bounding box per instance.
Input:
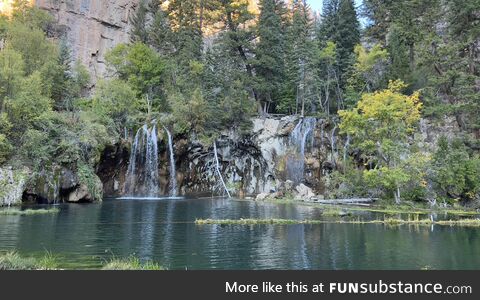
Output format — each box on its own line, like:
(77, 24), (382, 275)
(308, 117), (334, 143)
(195, 217), (480, 227)
(0, 208), (60, 216)
(0, 252), (164, 270)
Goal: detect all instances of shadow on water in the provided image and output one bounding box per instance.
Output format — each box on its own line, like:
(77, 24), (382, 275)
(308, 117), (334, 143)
(1, 196), (480, 270)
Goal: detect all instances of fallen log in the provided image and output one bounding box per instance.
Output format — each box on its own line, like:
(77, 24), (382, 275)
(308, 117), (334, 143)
(312, 198), (376, 205)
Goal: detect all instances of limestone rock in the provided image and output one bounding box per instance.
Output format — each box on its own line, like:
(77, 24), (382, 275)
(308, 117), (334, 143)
(0, 167), (28, 207)
(35, 0), (140, 80)
(295, 184), (315, 200)
(68, 184), (91, 203)
(255, 193), (270, 201)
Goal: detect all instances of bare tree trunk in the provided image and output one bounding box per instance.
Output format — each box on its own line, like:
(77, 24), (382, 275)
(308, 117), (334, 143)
(213, 141), (231, 198)
(394, 186), (401, 204)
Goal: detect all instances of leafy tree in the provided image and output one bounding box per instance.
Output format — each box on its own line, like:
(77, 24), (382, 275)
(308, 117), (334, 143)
(345, 44), (389, 107)
(0, 48), (25, 112)
(6, 71), (52, 132)
(106, 43), (165, 98)
(92, 79), (139, 134)
(339, 80), (422, 202)
(4, 21), (57, 75)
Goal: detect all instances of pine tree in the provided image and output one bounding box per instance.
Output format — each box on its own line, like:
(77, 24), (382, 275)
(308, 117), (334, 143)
(336, 0), (360, 78)
(130, 0), (151, 44)
(319, 0), (360, 80)
(254, 0), (287, 113)
(282, 1), (316, 116)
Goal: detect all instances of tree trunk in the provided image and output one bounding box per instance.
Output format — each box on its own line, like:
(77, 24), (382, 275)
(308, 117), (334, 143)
(394, 186), (401, 204)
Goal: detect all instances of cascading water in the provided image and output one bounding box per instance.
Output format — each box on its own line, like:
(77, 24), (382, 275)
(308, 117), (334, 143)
(287, 117), (317, 184)
(163, 127), (177, 197)
(125, 124), (159, 197)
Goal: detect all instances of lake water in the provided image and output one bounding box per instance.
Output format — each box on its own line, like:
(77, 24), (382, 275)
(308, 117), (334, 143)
(0, 197), (479, 270)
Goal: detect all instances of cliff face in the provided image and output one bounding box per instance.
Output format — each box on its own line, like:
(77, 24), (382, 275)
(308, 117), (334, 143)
(35, 0), (140, 80)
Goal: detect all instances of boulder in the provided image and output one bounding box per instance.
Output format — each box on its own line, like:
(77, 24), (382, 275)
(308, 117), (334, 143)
(295, 184), (316, 200)
(284, 180), (294, 192)
(255, 193), (270, 201)
(68, 185), (92, 203)
(60, 168), (79, 190)
(0, 167), (28, 207)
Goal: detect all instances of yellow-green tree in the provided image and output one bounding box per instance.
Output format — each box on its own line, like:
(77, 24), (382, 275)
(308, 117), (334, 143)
(339, 80), (422, 203)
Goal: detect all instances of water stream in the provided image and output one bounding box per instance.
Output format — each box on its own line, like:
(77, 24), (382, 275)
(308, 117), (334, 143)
(287, 117), (317, 184)
(125, 124), (159, 197)
(164, 127), (177, 197)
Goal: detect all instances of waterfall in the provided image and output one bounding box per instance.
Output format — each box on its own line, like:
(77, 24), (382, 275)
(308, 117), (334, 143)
(163, 127), (177, 197)
(287, 117), (317, 184)
(125, 124), (159, 197)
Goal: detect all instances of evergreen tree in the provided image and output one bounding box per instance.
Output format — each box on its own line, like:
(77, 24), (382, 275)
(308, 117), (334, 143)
(336, 0), (360, 78)
(254, 0), (287, 113)
(283, 0), (316, 115)
(130, 0), (151, 44)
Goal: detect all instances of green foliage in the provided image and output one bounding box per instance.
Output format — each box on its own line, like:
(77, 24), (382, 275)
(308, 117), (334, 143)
(339, 81), (423, 201)
(430, 137), (480, 202)
(0, 251), (38, 270)
(254, 0), (287, 112)
(77, 163), (103, 201)
(106, 42), (165, 97)
(92, 79), (139, 134)
(7, 71), (52, 130)
(19, 129), (53, 169)
(345, 44), (389, 107)
(0, 133), (12, 164)
(102, 256), (163, 270)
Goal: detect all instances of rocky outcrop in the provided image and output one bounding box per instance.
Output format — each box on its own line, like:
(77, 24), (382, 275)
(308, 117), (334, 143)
(0, 167), (28, 206)
(98, 116), (337, 198)
(35, 0), (140, 80)
(23, 165), (102, 204)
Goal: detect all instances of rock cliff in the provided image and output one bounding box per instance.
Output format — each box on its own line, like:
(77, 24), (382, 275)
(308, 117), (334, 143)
(34, 0), (140, 80)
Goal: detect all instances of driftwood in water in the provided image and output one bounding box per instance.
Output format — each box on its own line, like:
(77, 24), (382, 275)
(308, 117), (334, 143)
(313, 198), (376, 205)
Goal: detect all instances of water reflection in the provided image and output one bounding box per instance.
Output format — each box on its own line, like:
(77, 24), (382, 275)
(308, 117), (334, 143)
(0, 197), (479, 270)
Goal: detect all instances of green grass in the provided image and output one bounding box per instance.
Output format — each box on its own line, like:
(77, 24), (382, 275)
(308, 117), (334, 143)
(102, 256), (163, 270)
(0, 252), (39, 270)
(37, 250), (59, 270)
(0, 252), (165, 270)
(0, 208), (60, 216)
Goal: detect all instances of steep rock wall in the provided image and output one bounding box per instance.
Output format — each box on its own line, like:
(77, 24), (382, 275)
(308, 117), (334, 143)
(35, 0), (140, 80)
(98, 116), (336, 198)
